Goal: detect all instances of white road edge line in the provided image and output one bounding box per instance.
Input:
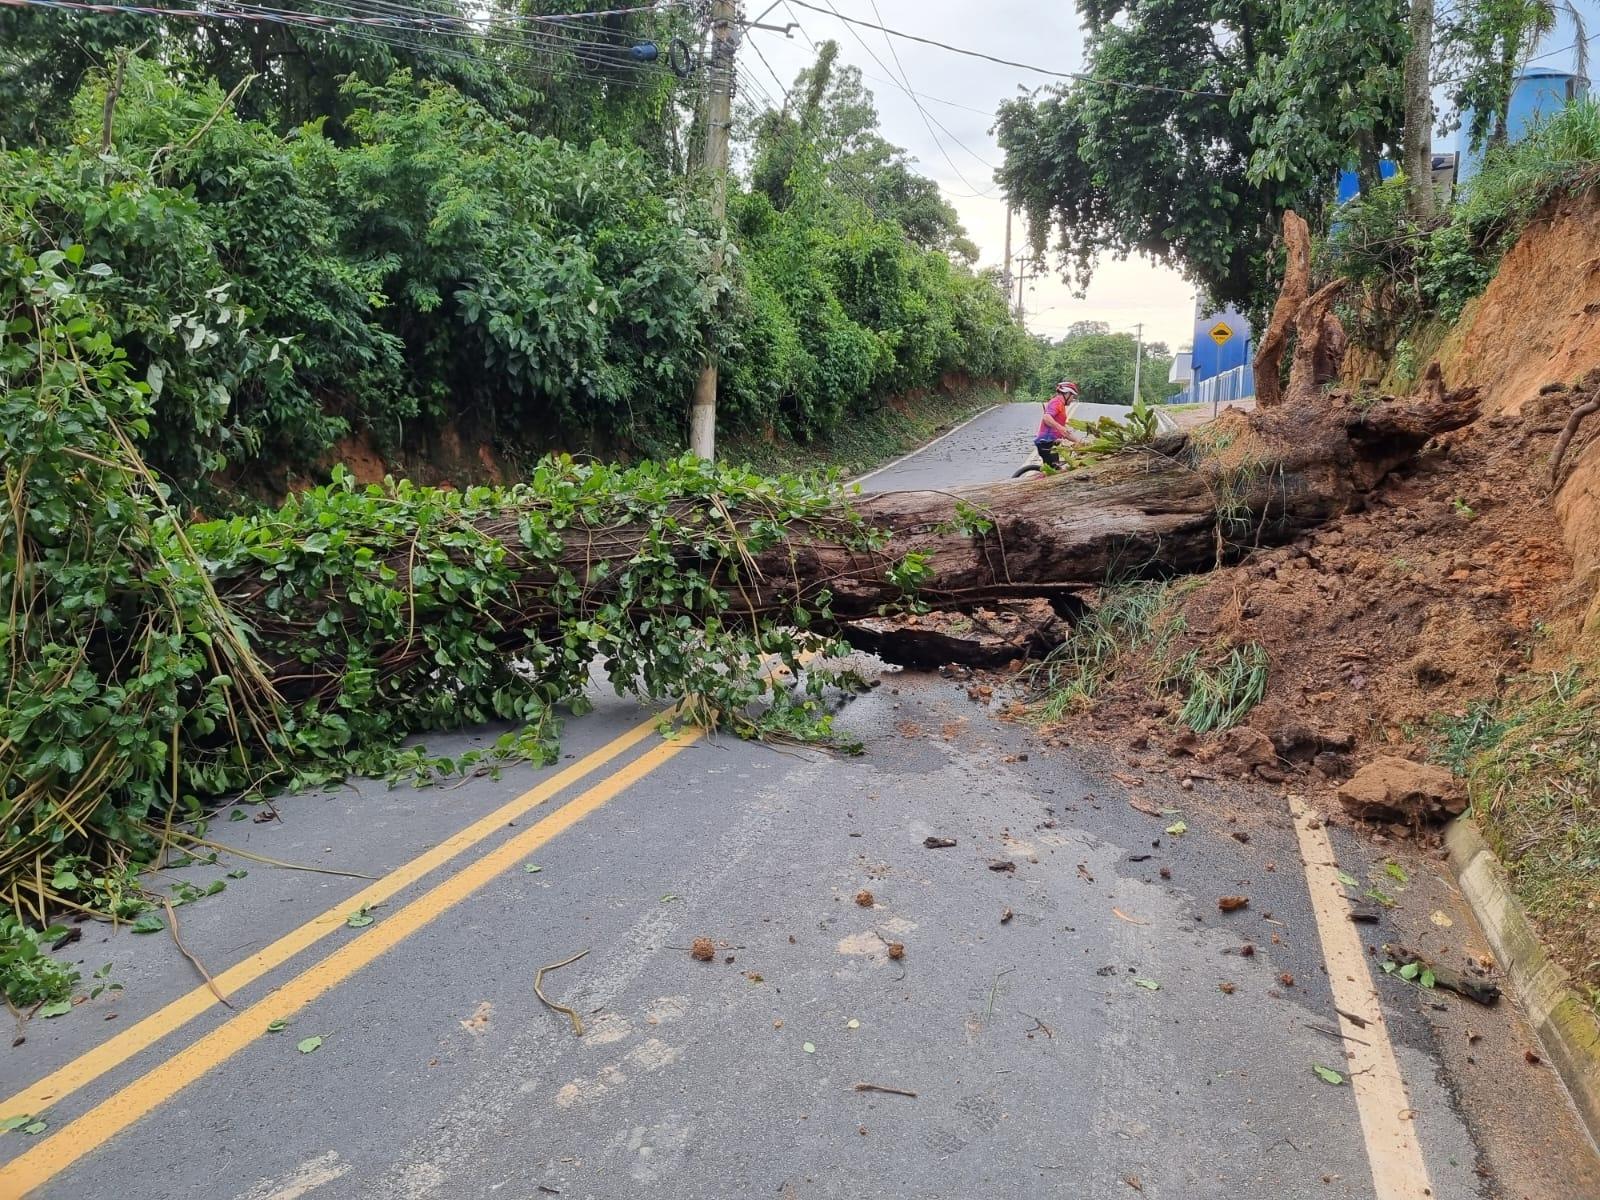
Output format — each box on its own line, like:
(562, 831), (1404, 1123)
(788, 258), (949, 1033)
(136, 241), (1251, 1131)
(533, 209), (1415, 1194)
(850, 403), (1001, 487)
(1290, 794), (1434, 1200)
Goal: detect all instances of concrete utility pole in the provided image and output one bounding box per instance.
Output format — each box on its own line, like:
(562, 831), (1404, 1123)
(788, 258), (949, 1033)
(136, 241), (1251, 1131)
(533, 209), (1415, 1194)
(689, 0), (737, 460)
(1131, 322), (1144, 406)
(1001, 208), (1013, 393)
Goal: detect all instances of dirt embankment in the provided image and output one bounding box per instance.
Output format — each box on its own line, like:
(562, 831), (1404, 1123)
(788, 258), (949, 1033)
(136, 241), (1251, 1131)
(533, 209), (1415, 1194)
(1052, 190), (1600, 800)
(1441, 190), (1600, 641)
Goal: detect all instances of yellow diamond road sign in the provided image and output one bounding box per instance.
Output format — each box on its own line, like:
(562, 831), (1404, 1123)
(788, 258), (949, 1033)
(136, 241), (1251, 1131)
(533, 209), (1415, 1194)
(1209, 322), (1233, 346)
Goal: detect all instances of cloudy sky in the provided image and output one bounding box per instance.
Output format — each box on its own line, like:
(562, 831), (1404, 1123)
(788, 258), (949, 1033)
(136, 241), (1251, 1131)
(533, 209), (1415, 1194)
(738, 0), (1600, 356)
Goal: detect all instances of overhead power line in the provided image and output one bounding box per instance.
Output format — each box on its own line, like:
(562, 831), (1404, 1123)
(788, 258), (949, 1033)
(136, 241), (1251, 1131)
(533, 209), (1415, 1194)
(817, 0), (997, 198)
(782, 0), (1231, 99)
(0, 0), (698, 95)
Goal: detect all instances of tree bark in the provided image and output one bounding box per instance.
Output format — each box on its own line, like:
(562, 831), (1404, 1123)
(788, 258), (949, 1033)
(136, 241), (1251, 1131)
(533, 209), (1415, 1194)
(1253, 211), (1311, 408)
(1403, 0), (1437, 220)
(223, 391), (1479, 690)
(1285, 280), (1349, 407)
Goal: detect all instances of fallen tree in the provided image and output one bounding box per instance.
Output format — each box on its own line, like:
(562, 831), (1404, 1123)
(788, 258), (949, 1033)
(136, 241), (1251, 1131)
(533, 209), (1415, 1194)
(4, 242), (1477, 922)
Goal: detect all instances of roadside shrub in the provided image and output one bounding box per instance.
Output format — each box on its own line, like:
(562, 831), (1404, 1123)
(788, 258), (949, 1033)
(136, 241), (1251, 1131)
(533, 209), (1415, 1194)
(1329, 97), (1600, 347)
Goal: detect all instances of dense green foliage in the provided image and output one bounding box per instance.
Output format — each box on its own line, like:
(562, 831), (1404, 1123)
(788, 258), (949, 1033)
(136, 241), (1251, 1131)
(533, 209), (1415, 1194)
(995, 0), (1573, 318)
(1026, 322), (1179, 407)
(2, 231), (887, 926)
(0, 10), (1026, 1003)
(1327, 96), (1600, 347)
(2, 24), (1026, 492)
(996, 0), (1407, 315)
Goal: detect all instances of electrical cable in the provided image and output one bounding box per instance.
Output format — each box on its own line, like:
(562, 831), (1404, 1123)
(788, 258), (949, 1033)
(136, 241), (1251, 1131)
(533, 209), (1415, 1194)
(783, 0), (1232, 99)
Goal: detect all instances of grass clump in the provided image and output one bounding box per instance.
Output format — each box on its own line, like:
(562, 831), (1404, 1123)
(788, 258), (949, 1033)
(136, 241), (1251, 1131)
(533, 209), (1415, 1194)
(1172, 644), (1270, 734)
(1434, 670), (1600, 1013)
(1025, 580), (1268, 734)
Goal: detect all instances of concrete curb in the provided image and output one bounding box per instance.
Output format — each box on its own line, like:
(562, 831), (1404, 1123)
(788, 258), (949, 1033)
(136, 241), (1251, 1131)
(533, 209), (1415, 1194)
(1446, 814), (1600, 1147)
(849, 403), (1001, 487)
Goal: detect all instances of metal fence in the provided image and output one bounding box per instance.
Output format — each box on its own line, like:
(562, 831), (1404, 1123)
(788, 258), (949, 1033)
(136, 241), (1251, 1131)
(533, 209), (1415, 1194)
(1170, 364), (1255, 411)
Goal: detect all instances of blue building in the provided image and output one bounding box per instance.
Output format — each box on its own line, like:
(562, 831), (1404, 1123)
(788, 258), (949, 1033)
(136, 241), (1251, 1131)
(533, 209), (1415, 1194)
(1168, 301), (1255, 408)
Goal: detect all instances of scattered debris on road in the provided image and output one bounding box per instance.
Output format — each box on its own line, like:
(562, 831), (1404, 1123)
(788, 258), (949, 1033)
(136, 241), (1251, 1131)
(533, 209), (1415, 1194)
(1384, 944), (1501, 1004)
(1111, 908), (1149, 926)
(535, 948), (591, 1036)
(988, 860), (1016, 873)
(690, 938), (715, 962)
(854, 1082), (918, 1098)
(855, 889), (874, 907)
(1217, 895), (1250, 912)
(1001, 907), (1014, 924)
(923, 836), (957, 849)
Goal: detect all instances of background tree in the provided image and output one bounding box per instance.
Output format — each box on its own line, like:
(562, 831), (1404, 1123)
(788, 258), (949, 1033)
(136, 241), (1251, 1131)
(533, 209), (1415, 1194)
(1028, 328), (1178, 406)
(996, 1), (1412, 316)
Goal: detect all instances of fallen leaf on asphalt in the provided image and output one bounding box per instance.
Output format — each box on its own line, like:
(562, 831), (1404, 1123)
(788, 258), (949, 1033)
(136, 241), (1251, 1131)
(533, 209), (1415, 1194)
(1219, 982), (1236, 994)
(1240, 943), (1256, 957)
(0, 1115), (33, 1133)
(345, 907), (374, 928)
(1112, 772), (1145, 787)
(1429, 910), (1454, 928)
(690, 938), (715, 962)
(1525, 1049), (1542, 1065)
(266, 1019), (288, 1033)
(1279, 972), (1296, 987)
(1128, 797), (1163, 817)
(1111, 908), (1149, 926)
(1336, 870), (1361, 889)
(847, 1019), (860, 1029)
(1165, 820), (1188, 837)
(38, 1001), (72, 1018)
(21, 1120), (47, 1136)
(855, 889), (874, 907)
(1312, 1063), (1345, 1085)
(803, 1042), (816, 1054)
(524, 864), (543, 874)
(297, 1036), (324, 1054)
(923, 836), (957, 849)
(1000, 908), (1014, 924)
(1132, 978), (1160, 991)
(886, 942), (905, 960)
(1217, 896), (1249, 912)
(1127, 853), (1152, 863)
(1123, 1176), (1143, 1192)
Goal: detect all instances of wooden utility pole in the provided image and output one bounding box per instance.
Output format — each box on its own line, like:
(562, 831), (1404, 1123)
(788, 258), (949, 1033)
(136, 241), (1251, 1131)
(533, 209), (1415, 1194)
(689, 0), (737, 460)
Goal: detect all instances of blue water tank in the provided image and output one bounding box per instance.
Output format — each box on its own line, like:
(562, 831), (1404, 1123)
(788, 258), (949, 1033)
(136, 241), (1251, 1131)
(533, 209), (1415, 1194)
(1459, 68), (1589, 185)
(1190, 304), (1252, 384)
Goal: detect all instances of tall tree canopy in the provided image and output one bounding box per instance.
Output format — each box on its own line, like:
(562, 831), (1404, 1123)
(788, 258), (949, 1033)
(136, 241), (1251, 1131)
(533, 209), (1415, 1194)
(995, 1), (1411, 313)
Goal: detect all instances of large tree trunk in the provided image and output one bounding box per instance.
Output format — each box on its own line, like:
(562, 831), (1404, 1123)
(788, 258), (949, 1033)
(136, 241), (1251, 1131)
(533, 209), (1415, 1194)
(1403, 0), (1436, 220)
(224, 391), (1479, 693)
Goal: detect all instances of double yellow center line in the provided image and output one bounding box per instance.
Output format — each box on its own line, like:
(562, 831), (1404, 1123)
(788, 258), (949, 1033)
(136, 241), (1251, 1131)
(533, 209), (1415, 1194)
(1, 714), (700, 1195)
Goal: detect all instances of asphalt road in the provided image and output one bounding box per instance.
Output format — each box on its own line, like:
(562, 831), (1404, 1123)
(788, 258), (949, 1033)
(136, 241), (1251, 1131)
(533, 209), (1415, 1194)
(4, 402), (1598, 1200)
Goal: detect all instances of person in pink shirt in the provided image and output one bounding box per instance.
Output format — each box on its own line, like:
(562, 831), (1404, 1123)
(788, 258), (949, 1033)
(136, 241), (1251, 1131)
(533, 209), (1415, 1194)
(1034, 379), (1086, 469)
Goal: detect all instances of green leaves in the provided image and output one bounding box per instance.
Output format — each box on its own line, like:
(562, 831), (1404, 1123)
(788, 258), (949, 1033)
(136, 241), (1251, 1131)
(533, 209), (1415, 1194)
(297, 1035), (324, 1054)
(1165, 820), (1189, 837)
(345, 908), (375, 929)
(1312, 1064), (1346, 1086)
(1132, 978), (1161, 991)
